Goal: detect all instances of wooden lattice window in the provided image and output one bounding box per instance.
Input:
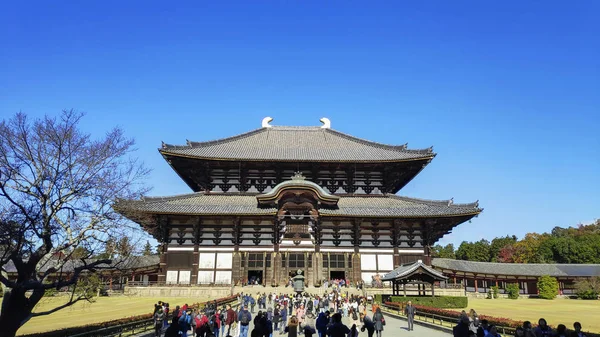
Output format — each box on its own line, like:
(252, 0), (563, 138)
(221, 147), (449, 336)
(248, 253), (263, 268)
(288, 253), (305, 268)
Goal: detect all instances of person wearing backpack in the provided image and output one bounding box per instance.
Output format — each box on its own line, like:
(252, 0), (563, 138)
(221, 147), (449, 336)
(238, 304), (252, 337)
(250, 297), (256, 313)
(179, 309), (193, 337)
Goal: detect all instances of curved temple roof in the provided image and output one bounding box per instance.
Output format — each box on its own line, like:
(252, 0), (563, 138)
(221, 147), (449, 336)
(160, 126), (435, 162)
(118, 193), (481, 218)
(256, 173), (340, 205)
(382, 260), (448, 281)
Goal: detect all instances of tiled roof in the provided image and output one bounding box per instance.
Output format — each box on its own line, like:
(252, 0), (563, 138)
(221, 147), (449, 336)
(432, 258), (600, 277)
(120, 193), (481, 218)
(382, 260), (448, 281)
(160, 126), (435, 162)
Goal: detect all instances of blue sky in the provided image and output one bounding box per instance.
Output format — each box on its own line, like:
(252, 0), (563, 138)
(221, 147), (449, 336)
(1, 1), (598, 246)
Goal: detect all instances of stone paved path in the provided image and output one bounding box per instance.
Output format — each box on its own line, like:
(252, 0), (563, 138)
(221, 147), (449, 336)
(138, 308), (451, 337)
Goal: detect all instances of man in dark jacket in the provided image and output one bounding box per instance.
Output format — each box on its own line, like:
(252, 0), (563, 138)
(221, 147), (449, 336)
(453, 315), (471, 337)
(326, 313), (350, 337)
(476, 319), (489, 337)
(404, 301), (416, 331)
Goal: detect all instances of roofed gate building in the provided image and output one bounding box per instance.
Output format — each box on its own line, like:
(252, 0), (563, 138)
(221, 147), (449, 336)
(121, 118), (482, 286)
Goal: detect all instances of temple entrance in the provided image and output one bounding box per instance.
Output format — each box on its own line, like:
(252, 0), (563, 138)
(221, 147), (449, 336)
(330, 271), (345, 280)
(247, 270), (263, 285)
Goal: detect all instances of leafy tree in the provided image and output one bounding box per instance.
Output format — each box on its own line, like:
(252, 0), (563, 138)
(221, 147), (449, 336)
(116, 236), (134, 257)
(537, 275), (559, 300)
(456, 240), (490, 262)
(489, 235), (517, 262)
(0, 111), (148, 337)
(142, 241), (153, 256)
(574, 277), (600, 300)
(432, 244), (455, 259)
(497, 245), (516, 263)
(512, 233), (550, 263)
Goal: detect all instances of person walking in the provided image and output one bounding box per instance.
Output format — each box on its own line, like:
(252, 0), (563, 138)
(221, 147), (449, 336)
(404, 301), (416, 331)
(280, 306), (288, 334)
(361, 315), (375, 337)
(372, 307), (385, 337)
(226, 304), (238, 337)
(285, 316), (300, 337)
(238, 305), (252, 337)
(154, 308), (165, 337)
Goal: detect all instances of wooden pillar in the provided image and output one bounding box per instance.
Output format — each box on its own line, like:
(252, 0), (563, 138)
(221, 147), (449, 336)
(191, 244), (199, 285)
(431, 282), (435, 297)
(352, 252), (361, 285)
(474, 275), (478, 293)
(158, 243), (167, 283)
(403, 282), (407, 297)
(453, 273), (457, 284)
(274, 253), (282, 285)
(313, 252), (322, 286)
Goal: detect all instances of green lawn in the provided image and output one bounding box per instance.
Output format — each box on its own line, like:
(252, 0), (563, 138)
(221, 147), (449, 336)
(16, 296), (208, 336)
(452, 297), (600, 333)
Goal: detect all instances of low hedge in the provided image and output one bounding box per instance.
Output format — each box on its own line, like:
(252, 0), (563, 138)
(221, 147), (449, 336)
(388, 295), (468, 309)
(20, 294), (239, 337)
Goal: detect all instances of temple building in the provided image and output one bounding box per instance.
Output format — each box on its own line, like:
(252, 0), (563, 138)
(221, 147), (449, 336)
(119, 117), (482, 286)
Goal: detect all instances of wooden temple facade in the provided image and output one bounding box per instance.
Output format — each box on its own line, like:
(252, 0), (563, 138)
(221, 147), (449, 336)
(119, 117), (482, 286)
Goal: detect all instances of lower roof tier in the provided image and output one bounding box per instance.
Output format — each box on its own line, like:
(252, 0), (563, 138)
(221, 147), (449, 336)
(119, 193), (482, 218)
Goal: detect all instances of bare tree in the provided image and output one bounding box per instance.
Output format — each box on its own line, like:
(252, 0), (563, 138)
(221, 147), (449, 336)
(0, 110), (149, 337)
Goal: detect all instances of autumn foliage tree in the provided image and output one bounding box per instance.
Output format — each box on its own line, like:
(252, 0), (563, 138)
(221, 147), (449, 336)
(441, 220), (600, 264)
(0, 111), (148, 337)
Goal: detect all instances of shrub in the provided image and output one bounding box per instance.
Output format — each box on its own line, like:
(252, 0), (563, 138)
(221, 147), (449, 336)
(384, 302), (526, 329)
(388, 295), (467, 308)
(491, 286), (499, 299)
(505, 283), (520, 299)
(575, 277), (600, 300)
(374, 294), (382, 303)
(537, 275), (559, 300)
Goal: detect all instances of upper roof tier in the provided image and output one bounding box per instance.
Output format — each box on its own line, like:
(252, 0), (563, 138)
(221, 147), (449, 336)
(160, 119), (435, 162)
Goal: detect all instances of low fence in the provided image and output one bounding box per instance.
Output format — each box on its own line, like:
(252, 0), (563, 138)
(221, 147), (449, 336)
(379, 302), (518, 335)
(380, 302), (600, 337)
(22, 295), (239, 337)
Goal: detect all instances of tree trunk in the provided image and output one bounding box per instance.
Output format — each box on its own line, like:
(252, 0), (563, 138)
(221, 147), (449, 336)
(0, 287), (36, 337)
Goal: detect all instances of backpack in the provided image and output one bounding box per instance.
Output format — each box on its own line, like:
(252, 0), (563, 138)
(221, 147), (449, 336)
(352, 312), (358, 321)
(209, 315), (216, 329)
(240, 311), (251, 325)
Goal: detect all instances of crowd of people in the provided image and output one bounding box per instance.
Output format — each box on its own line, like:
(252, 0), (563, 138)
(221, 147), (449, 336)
(151, 290), (387, 337)
(151, 293), (590, 337)
(452, 309), (588, 337)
